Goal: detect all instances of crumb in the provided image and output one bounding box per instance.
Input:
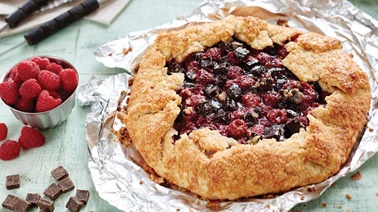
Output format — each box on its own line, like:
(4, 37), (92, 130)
(346, 194), (352, 200)
(321, 202), (327, 207)
(276, 19), (289, 27)
(351, 171), (362, 180)
(108, 53), (113, 56)
(206, 201), (220, 209)
(307, 187), (316, 192)
(176, 209), (180, 212)
(367, 126), (373, 132)
(338, 204), (343, 209)
(375, 192), (378, 196)
(266, 204), (270, 209)
(122, 47), (132, 55)
(331, 183), (336, 188)
(139, 181), (143, 185)
(300, 195), (305, 200)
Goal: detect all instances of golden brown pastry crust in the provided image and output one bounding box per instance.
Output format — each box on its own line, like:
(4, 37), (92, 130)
(120, 16), (371, 200)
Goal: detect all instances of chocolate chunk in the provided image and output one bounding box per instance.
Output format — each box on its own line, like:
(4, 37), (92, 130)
(25, 193), (41, 207)
(2, 194), (19, 210)
(51, 166), (69, 180)
(6, 174), (20, 190)
(75, 189), (90, 204)
(43, 183), (62, 200)
(38, 197), (54, 212)
(58, 177), (75, 193)
(14, 198), (31, 212)
(66, 196), (84, 212)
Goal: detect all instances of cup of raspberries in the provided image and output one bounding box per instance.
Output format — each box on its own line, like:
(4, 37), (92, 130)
(0, 56), (78, 129)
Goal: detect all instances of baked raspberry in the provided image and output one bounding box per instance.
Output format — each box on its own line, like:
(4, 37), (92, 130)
(59, 68), (78, 92)
(226, 66), (243, 79)
(14, 97), (34, 112)
(31, 57), (50, 69)
(227, 119), (248, 139)
(35, 90), (62, 112)
(19, 78), (42, 99)
(0, 123), (8, 141)
(38, 70), (61, 91)
(0, 140), (21, 161)
(203, 47), (221, 60)
(267, 109), (288, 124)
(242, 93), (261, 107)
(16, 60), (40, 82)
(46, 63), (63, 75)
(0, 81), (19, 105)
(18, 126), (45, 149)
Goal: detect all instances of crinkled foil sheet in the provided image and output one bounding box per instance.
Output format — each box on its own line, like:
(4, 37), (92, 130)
(79, 0), (378, 211)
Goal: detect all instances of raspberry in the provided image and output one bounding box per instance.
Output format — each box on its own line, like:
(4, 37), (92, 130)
(14, 97), (34, 112)
(0, 140), (21, 161)
(38, 70), (61, 91)
(203, 47), (221, 60)
(35, 90), (62, 112)
(227, 119), (248, 139)
(8, 67), (23, 86)
(16, 60), (40, 82)
(19, 79), (42, 99)
(18, 126), (45, 149)
(59, 68), (78, 92)
(57, 88), (71, 101)
(46, 63), (63, 75)
(226, 66), (243, 79)
(242, 93), (261, 108)
(31, 57), (50, 69)
(0, 123), (8, 141)
(0, 81), (19, 105)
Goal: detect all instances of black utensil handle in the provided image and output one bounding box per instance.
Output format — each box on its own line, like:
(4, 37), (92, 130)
(24, 0), (100, 45)
(5, 0), (50, 28)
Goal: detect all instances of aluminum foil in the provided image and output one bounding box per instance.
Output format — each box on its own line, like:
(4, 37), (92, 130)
(79, 0), (378, 211)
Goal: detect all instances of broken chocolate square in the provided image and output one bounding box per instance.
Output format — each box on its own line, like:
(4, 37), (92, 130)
(43, 183), (62, 200)
(37, 197), (54, 212)
(25, 193), (41, 207)
(75, 189), (90, 204)
(14, 198), (31, 212)
(58, 177), (75, 193)
(6, 174), (20, 190)
(51, 166), (69, 181)
(66, 196), (83, 212)
(2, 194), (19, 210)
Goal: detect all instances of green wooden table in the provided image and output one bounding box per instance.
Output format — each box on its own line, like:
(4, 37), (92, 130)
(0, 0), (377, 211)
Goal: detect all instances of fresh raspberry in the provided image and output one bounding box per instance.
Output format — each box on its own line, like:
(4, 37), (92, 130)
(8, 67), (23, 86)
(16, 60), (40, 82)
(35, 90), (62, 112)
(18, 126), (45, 149)
(31, 57), (50, 70)
(0, 140), (21, 161)
(38, 70), (61, 91)
(0, 123), (8, 141)
(0, 81), (19, 105)
(46, 63), (63, 75)
(19, 79), (42, 99)
(14, 97), (34, 112)
(59, 68), (78, 92)
(57, 88), (71, 101)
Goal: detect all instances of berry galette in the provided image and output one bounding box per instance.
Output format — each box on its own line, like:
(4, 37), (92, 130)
(117, 16), (371, 200)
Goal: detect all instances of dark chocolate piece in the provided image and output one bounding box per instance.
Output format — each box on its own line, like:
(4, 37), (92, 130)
(75, 189), (90, 204)
(51, 166), (69, 181)
(2, 194), (19, 210)
(14, 198), (31, 212)
(6, 174), (20, 190)
(66, 196), (83, 212)
(25, 193), (41, 207)
(58, 177), (75, 193)
(43, 183), (62, 200)
(37, 197), (54, 212)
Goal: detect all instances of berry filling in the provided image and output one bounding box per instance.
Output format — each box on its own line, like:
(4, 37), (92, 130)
(167, 38), (329, 144)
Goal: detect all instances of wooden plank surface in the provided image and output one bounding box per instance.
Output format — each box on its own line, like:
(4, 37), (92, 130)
(0, 0), (377, 211)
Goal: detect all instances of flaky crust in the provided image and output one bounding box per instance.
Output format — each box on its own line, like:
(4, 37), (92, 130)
(120, 16), (371, 200)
